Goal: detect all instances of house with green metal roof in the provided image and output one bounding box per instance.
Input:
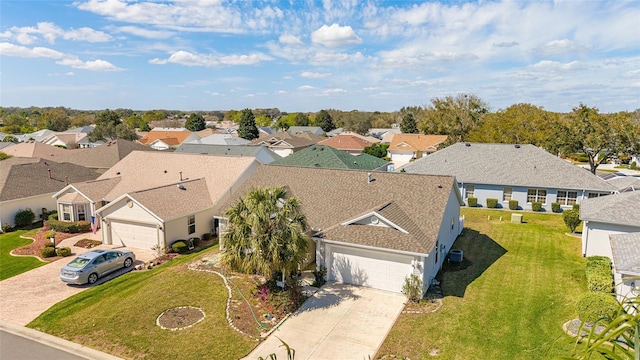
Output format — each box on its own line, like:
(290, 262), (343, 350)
(270, 145), (391, 171)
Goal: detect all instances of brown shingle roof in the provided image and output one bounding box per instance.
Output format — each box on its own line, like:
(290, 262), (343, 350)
(318, 134), (374, 152)
(128, 178), (214, 220)
(215, 165), (459, 254)
(138, 129), (193, 145)
(0, 158), (100, 202)
(388, 134), (448, 153)
(2, 142), (82, 159)
(57, 140), (153, 172)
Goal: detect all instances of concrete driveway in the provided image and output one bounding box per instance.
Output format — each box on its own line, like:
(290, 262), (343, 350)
(243, 282), (406, 360)
(0, 233), (155, 326)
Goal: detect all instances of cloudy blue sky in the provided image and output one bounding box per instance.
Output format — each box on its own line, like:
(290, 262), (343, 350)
(1, 0), (638, 113)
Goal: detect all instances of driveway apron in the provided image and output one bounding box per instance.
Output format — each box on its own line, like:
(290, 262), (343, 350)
(243, 282), (406, 360)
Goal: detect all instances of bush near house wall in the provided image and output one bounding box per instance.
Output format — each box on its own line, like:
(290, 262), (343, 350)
(171, 240), (188, 254)
(572, 204), (580, 211)
(575, 292), (619, 324)
(630, 161), (637, 170)
(531, 201), (543, 212)
(508, 200), (518, 210)
(14, 208), (36, 228)
(551, 202), (561, 213)
(586, 256), (613, 293)
(467, 197), (478, 207)
(486, 198), (498, 209)
(46, 215), (91, 233)
(202, 232), (212, 241)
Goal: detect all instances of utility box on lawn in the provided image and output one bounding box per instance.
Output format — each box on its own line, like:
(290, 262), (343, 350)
(511, 213), (523, 223)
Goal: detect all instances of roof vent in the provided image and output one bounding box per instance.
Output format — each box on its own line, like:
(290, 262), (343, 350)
(514, 144), (521, 149)
(465, 143), (471, 147)
(177, 183), (186, 190)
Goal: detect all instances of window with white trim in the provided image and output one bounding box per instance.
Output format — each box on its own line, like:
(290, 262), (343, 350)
(76, 204), (86, 221)
(527, 189), (547, 203)
(465, 185), (475, 199)
(188, 215), (196, 234)
(503, 187), (512, 201)
(557, 190), (577, 206)
(62, 204), (71, 221)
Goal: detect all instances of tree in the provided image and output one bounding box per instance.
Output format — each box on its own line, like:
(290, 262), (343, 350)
(421, 94), (489, 144)
(562, 209), (581, 233)
(237, 108), (259, 140)
(2, 135), (18, 143)
(0, 151), (12, 161)
(221, 187), (310, 286)
(255, 115), (273, 127)
(294, 113), (309, 126)
(1, 113), (33, 134)
(42, 108), (71, 131)
(564, 104), (640, 174)
(316, 110), (335, 132)
(185, 113), (206, 131)
(362, 143), (389, 158)
(89, 109), (137, 141)
(400, 112), (418, 134)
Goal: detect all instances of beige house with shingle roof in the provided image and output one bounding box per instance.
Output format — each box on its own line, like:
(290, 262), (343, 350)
(53, 151), (259, 250)
(214, 165), (464, 294)
(387, 134), (448, 167)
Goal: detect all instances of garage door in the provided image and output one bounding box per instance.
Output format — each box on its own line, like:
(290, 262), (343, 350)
(109, 221), (158, 250)
(328, 246), (414, 293)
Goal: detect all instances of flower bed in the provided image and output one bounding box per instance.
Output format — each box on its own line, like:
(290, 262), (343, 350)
(11, 228), (75, 261)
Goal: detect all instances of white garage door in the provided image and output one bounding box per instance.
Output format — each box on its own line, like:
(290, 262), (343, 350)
(328, 246), (414, 293)
(109, 221), (158, 250)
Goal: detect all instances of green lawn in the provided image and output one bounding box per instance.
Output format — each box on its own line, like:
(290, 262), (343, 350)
(378, 209), (587, 359)
(28, 251), (256, 360)
(0, 229), (47, 280)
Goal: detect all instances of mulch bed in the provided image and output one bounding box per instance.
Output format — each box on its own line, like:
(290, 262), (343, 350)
(157, 306), (206, 331)
(11, 228), (76, 262)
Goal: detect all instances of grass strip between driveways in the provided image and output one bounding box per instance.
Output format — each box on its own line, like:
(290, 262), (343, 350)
(28, 250), (257, 360)
(378, 209), (588, 359)
(0, 229), (47, 281)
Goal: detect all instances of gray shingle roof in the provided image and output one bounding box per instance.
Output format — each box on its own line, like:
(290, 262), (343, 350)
(606, 176), (640, 192)
(174, 143), (281, 163)
(128, 178), (214, 220)
(57, 140), (153, 171)
(402, 142), (617, 192)
(580, 191), (640, 227)
(610, 232), (640, 275)
(215, 165), (460, 255)
(270, 145), (389, 170)
(0, 158), (100, 202)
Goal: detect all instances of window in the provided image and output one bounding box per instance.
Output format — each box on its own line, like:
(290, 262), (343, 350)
(188, 215), (196, 234)
(557, 190), (577, 206)
(76, 204), (86, 221)
(527, 189), (547, 203)
(588, 192), (608, 199)
(451, 218), (455, 231)
(435, 240), (439, 263)
(465, 185), (475, 199)
(62, 204), (71, 221)
(503, 187), (512, 201)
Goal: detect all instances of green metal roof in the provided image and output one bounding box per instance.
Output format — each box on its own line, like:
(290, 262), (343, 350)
(271, 145), (389, 170)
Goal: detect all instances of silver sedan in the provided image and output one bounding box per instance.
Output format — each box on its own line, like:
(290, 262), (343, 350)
(60, 249), (135, 285)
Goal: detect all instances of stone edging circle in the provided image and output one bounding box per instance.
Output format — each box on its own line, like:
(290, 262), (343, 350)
(156, 306), (206, 331)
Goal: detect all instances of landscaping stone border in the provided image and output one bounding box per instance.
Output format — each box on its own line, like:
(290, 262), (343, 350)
(156, 306), (206, 331)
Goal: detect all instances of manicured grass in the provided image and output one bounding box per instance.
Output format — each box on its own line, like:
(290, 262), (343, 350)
(0, 229), (46, 280)
(28, 250), (257, 360)
(378, 209), (588, 359)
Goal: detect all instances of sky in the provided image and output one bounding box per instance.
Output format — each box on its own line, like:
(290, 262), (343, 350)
(1, 0), (639, 113)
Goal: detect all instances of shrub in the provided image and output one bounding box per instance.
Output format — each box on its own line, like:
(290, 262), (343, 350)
(14, 208), (35, 228)
(531, 201), (542, 212)
(402, 274), (423, 303)
(563, 209), (581, 233)
(467, 197), (478, 207)
(190, 237), (201, 247)
(572, 203), (580, 211)
(201, 232), (212, 241)
(171, 240), (188, 254)
(630, 161), (637, 170)
(551, 202), (561, 213)
(56, 247), (71, 257)
(1, 224), (13, 233)
(575, 292), (619, 324)
(586, 256), (613, 293)
(44, 242), (55, 248)
(44, 231), (54, 239)
(508, 199), (518, 210)
(40, 247), (56, 258)
(48, 213), (58, 221)
(47, 218), (91, 233)
(486, 198), (498, 209)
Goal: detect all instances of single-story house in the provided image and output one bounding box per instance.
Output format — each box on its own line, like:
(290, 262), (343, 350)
(15, 129), (54, 143)
(387, 134), (448, 167)
(41, 132), (87, 149)
(367, 127), (401, 143)
(317, 134), (376, 155)
(0, 158), (100, 228)
(580, 191), (640, 258)
(56, 140), (154, 173)
(250, 132), (324, 157)
(270, 145), (391, 171)
(2, 141), (81, 159)
(402, 143), (618, 212)
(137, 127), (198, 150)
(174, 143), (281, 164)
(213, 165), (464, 294)
(287, 126), (324, 136)
(609, 232), (640, 310)
(605, 176), (640, 193)
(187, 134), (251, 146)
(53, 151), (260, 250)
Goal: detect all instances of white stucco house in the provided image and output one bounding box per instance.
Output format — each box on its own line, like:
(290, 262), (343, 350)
(214, 165), (464, 294)
(53, 151), (260, 250)
(402, 143), (618, 212)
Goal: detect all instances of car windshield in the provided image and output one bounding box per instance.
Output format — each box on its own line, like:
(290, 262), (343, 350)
(67, 257), (91, 268)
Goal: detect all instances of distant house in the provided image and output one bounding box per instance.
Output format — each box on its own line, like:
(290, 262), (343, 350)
(609, 233), (640, 308)
(387, 134), (448, 167)
(187, 134), (251, 146)
(174, 143), (281, 164)
(138, 128), (198, 150)
(605, 176), (640, 193)
(41, 132), (87, 149)
(214, 165), (464, 294)
(1, 142), (80, 159)
(0, 158), (99, 228)
(367, 127), (401, 143)
(53, 151), (260, 251)
(317, 134), (376, 155)
(287, 126), (324, 136)
(580, 191), (640, 258)
(270, 145), (391, 171)
(57, 140), (154, 173)
(402, 143), (617, 211)
(250, 132), (324, 157)
(15, 129), (54, 143)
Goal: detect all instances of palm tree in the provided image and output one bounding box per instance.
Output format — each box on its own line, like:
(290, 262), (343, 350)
(221, 186), (309, 286)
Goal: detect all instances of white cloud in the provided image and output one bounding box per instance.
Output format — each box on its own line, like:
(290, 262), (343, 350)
(111, 26), (174, 39)
(56, 58), (123, 71)
(493, 41), (519, 48)
(322, 88), (346, 95)
(300, 71), (331, 79)
(311, 24), (362, 47)
(298, 85), (316, 90)
(279, 33), (303, 46)
(0, 42), (65, 58)
(531, 60), (584, 72)
(150, 50), (272, 67)
(3, 22), (112, 44)
(534, 39), (592, 57)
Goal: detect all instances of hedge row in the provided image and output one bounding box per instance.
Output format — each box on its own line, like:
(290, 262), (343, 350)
(486, 198), (498, 209)
(586, 256), (614, 293)
(575, 256), (617, 323)
(47, 214), (91, 233)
